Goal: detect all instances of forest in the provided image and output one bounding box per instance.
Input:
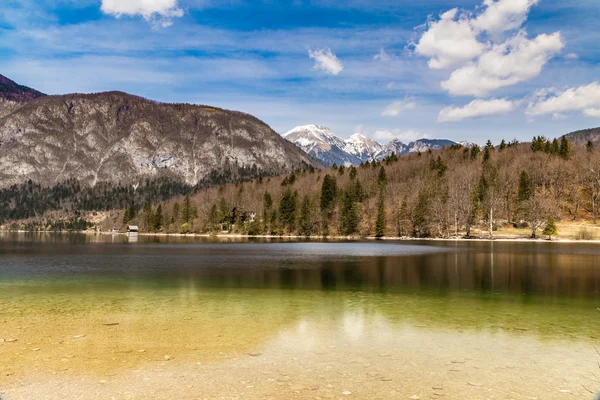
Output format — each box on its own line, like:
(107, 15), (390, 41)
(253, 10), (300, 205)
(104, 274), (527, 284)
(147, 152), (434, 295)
(4, 136), (600, 240)
(111, 136), (600, 239)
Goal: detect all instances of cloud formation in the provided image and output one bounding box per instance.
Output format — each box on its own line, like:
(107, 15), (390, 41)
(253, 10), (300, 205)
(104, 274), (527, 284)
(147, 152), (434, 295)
(526, 82), (600, 118)
(308, 48), (344, 75)
(381, 98), (416, 117)
(414, 9), (485, 70)
(438, 98), (516, 122)
(441, 32), (564, 97)
(101, 0), (184, 27)
(414, 0), (562, 97)
(472, 0), (538, 36)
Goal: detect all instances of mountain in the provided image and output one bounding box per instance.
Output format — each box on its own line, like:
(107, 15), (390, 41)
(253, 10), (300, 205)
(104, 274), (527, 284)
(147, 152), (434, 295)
(344, 133), (384, 162)
(284, 125), (458, 166)
(382, 138), (457, 157)
(283, 125), (362, 166)
(0, 90), (317, 188)
(0, 74), (46, 119)
(0, 74), (45, 102)
(563, 127), (600, 146)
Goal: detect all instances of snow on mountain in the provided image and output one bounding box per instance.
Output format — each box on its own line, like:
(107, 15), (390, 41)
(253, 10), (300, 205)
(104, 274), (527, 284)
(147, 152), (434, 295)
(344, 133), (384, 162)
(284, 125), (458, 166)
(284, 125), (361, 167)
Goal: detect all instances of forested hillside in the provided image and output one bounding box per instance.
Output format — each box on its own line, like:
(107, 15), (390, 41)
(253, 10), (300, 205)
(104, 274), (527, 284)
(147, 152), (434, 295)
(85, 135), (600, 239)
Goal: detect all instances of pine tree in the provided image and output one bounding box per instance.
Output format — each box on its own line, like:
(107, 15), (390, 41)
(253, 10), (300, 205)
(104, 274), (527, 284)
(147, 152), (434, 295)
(412, 190), (429, 237)
(499, 139), (507, 152)
(587, 140), (595, 153)
(559, 136), (571, 160)
(397, 197), (411, 237)
(320, 174), (337, 212)
(154, 204), (163, 231)
(279, 188), (298, 232)
(377, 166), (387, 186)
(518, 171), (532, 202)
(542, 216), (558, 240)
(375, 189), (386, 238)
(171, 202), (180, 224)
(340, 189), (358, 236)
(143, 203), (154, 231)
(299, 196), (313, 237)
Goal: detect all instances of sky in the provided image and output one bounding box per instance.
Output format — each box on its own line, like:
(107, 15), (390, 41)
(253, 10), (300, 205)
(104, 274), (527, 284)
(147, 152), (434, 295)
(0, 0), (599, 144)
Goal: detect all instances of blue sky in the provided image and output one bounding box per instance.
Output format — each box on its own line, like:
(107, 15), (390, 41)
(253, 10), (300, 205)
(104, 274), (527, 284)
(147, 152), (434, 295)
(0, 0), (599, 144)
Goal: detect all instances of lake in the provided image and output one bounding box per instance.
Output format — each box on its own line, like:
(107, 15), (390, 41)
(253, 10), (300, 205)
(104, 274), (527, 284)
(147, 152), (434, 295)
(0, 233), (599, 399)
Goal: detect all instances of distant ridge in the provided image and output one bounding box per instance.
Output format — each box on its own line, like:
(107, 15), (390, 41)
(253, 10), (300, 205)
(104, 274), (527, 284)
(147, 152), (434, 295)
(0, 74), (46, 102)
(284, 124), (458, 166)
(563, 127), (600, 146)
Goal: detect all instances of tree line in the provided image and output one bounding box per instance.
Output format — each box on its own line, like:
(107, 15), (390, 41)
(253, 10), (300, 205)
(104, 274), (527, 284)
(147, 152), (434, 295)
(114, 135), (597, 239)
(4, 135), (600, 239)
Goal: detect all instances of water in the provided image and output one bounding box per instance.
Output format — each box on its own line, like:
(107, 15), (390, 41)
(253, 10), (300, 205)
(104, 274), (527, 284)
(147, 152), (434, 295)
(0, 233), (599, 399)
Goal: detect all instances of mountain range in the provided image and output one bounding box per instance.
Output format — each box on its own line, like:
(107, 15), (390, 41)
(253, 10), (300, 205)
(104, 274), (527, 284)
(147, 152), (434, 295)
(283, 125), (460, 167)
(0, 74), (316, 188)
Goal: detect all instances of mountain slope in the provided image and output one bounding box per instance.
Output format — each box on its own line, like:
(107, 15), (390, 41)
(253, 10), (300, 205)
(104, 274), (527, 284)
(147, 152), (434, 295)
(563, 127), (600, 146)
(284, 125), (362, 166)
(0, 91), (316, 188)
(0, 74), (45, 102)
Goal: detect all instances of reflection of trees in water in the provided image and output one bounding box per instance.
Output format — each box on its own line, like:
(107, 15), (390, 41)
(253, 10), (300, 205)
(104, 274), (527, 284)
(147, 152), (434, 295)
(164, 250), (600, 298)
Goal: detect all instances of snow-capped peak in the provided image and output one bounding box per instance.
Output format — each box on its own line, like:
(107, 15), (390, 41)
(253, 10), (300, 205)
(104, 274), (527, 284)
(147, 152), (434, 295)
(344, 133), (384, 161)
(284, 125), (347, 149)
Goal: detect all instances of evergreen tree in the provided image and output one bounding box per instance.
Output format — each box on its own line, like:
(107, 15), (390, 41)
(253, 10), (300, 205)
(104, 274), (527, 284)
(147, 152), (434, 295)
(154, 204), (163, 231)
(377, 166), (388, 186)
(499, 139), (507, 152)
(518, 171), (532, 202)
(340, 189), (359, 236)
(551, 138), (560, 154)
(320, 174), (337, 212)
(587, 140), (595, 153)
(279, 188), (298, 232)
(171, 202), (180, 224)
(412, 190), (429, 237)
(542, 216), (558, 240)
(143, 203), (154, 230)
(207, 204), (219, 231)
(375, 189), (386, 238)
(559, 136), (571, 160)
(349, 165), (357, 180)
(182, 195), (196, 223)
(397, 197), (411, 237)
(299, 195), (313, 237)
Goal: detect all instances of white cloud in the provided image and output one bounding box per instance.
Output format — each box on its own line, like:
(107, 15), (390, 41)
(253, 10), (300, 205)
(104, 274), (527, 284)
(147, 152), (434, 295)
(414, 0), (562, 97)
(308, 48), (343, 75)
(584, 108), (600, 118)
(526, 82), (600, 118)
(438, 98), (516, 122)
(472, 0), (538, 36)
(381, 98), (416, 117)
(374, 129), (429, 142)
(414, 8), (485, 69)
(101, 0), (184, 27)
(565, 52), (579, 60)
(374, 47), (392, 62)
(441, 31), (564, 97)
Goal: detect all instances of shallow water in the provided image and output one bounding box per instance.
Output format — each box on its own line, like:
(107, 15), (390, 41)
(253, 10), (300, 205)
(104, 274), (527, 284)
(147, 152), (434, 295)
(0, 233), (599, 399)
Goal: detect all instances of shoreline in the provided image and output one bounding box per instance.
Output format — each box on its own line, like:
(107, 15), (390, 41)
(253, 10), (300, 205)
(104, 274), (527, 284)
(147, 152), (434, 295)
(2, 229), (600, 244)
